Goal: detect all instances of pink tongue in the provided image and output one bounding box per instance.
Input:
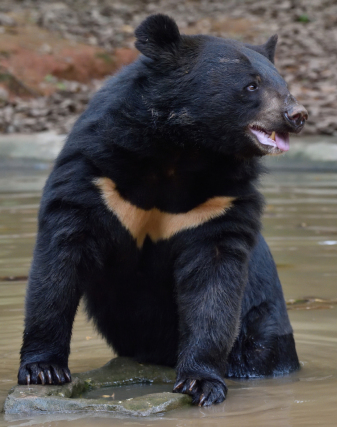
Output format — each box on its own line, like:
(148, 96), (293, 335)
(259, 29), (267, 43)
(275, 133), (290, 152)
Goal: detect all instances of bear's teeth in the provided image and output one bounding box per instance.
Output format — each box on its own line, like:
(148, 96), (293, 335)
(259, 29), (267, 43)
(270, 131), (276, 141)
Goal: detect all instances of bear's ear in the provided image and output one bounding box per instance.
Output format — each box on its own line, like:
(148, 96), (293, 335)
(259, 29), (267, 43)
(263, 34), (278, 63)
(247, 35), (278, 64)
(135, 14), (181, 61)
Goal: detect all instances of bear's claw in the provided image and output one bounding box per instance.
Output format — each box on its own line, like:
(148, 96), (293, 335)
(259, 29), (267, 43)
(173, 379), (184, 391)
(38, 371), (45, 385)
(46, 370), (52, 384)
(189, 379), (197, 391)
(198, 393), (206, 406)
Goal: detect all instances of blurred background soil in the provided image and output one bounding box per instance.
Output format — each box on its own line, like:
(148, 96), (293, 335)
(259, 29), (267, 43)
(0, 0), (336, 135)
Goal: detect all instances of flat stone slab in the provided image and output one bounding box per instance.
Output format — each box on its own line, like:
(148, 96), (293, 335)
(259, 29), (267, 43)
(4, 357), (191, 416)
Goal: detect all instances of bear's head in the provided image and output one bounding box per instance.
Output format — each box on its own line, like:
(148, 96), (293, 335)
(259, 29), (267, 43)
(135, 14), (308, 158)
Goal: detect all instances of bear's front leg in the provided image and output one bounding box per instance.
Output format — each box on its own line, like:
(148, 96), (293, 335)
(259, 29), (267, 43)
(18, 240), (82, 385)
(18, 189), (106, 386)
(17, 219), (90, 386)
(173, 209), (260, 406)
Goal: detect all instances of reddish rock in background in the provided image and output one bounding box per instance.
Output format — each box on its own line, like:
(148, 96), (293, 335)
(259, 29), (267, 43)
(0, 11), (138, 97)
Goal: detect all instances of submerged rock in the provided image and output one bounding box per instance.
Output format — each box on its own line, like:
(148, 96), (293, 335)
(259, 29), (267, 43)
(4, 357), (191, 416)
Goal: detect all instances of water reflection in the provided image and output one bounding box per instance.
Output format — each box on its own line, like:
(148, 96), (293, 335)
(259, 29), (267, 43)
(1, 167), (337, 426)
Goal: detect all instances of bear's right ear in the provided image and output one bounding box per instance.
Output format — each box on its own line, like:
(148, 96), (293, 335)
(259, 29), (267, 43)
(135, 14), (181, 61)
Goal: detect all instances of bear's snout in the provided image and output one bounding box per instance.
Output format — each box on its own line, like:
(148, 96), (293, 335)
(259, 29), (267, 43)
(283, 104), (308, 133)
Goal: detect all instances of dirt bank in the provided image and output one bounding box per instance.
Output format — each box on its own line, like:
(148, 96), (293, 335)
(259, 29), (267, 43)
(0, 0), (336, 135)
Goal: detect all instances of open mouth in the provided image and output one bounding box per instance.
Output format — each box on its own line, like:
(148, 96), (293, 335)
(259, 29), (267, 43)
(248, 125), (290, 152)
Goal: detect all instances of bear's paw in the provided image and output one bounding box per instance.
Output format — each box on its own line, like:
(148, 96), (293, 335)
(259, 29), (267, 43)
(173, 376), (227, 406)
(18, 362), (71, 385)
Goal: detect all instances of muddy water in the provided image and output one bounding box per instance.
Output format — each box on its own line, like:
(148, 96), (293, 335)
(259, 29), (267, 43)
(1, 163), (337, 426)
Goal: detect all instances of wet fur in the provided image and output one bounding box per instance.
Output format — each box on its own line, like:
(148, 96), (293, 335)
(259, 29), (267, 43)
(18, 14), (300, 405)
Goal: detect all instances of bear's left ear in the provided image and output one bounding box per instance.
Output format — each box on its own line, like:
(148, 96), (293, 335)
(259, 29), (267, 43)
(135, 14), (181, 61)
(247, 35), (278, 64)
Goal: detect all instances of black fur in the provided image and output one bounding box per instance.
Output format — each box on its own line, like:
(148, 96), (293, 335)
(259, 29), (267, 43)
(246, 34), (278, 64)
(135, 14), (181, 62)
(18, 15), (302, 406)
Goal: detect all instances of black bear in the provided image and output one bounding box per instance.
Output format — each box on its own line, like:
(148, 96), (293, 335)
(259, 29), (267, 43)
(18, 15), (307, 406)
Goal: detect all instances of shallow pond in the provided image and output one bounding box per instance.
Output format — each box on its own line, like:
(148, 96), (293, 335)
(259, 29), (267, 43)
(0, 160), (337, 426)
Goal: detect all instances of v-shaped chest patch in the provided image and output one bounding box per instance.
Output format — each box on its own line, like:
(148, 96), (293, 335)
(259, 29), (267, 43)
(95, 177), (235, 248)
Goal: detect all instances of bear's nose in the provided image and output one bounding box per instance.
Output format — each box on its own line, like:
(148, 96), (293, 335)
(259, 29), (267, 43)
(284, 105), (308, 132)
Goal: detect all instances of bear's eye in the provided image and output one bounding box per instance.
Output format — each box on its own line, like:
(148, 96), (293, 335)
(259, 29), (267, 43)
(246, 83), (259, 92)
